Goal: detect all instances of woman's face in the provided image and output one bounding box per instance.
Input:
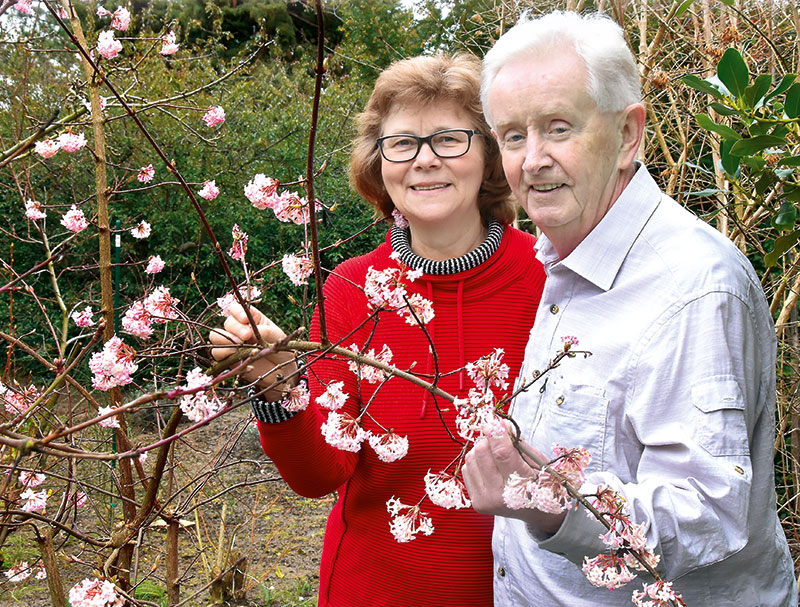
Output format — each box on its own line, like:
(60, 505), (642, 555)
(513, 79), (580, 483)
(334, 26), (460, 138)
(380, 100), (485, 231)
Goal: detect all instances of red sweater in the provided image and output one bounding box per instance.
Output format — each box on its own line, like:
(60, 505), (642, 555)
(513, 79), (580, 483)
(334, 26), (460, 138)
(257, 226), (545, 606)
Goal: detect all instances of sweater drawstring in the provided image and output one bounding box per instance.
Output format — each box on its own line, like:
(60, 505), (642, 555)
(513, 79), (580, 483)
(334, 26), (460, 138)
(458, 280), (465, 391)
(420, 282), (434, 418)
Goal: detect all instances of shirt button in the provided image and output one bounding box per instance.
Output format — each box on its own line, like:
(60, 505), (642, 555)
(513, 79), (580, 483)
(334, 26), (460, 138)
(497, 566), (506, 577)
(734, 465), (745, 475)
(550, 304), (559, 314)
(555, 396), (565, 406)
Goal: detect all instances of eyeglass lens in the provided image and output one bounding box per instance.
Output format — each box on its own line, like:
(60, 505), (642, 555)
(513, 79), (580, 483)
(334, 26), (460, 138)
(380, 129), (472, 162)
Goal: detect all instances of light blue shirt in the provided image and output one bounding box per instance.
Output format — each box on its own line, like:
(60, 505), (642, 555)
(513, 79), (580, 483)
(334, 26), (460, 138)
(493, 165), (796, 606)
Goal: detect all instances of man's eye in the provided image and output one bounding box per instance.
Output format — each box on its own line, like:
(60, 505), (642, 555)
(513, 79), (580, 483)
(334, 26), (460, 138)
(503, 133), (525, 146)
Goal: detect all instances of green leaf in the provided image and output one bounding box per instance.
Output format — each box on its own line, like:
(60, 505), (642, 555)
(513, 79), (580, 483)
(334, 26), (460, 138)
(765, 230), (800, 267)
(784, 83), (800, 118)
(784, 185), (800, 202)
(718, 0), (734, 5)
(717, 48), (749, 99)
(730, 135), (786, 156)
(766, 74), (798, 102)
(744, 74), (772, 108)
(719, 138), (741, 177)
(675, 0), (696, 17)
(773, 202), (797, 229)
(695, 113), (741, 140)
(755, 172), (776, 196)
(742, 156), (767, 171)
(681, 74), (724, 99)
(709, 102), (739, 116)
(778, 155), (800, 167)
(687, 188), (729, 197)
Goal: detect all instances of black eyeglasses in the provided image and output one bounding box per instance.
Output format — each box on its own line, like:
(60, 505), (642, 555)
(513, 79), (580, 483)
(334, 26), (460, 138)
(377, 129), (483, 163)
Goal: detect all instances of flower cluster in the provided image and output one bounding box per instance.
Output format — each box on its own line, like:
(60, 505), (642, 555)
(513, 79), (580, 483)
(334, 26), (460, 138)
(243, 174), (320, 225)
(282, 253), (314, 286)
(97, 405), (121, 429)
(280, 382), (310, 413)
(632, 581), (686, 607)
(453, 389), (506, 441)
(72, 306), (95, 328)
(34, 139), (60, 158)
(25, 199), (46, 220)
(424, 471), (471, 509)
(97, 30), (122, 59)
(68, 578), (123, 607)
(320, 410), (368, 452)
(216, 286), (261, 316)
(315, 381), (347, 411)
(130, 220), (151, 239)
(179, 367), (223, 422)
(466, 348), (510, 390)
(1, 382), (39, 415)
(3, 561), (44, 582)
(137, 164), (155, 183)
(14, 0), (31, 15)
(160, 31), (180, 55)
(228, 224), (247, 261)
(243, 174), (279, 209)
(61, 205), (89, 233)
(202, 105), (226, 127)
(88, 335), (138, 390)
(368, 431), (409, 463)
(347, 343), (393, 384)
(19, 471), (45, 488)
(58, 131), (87, 153)
(363, 256), (433, 326)
(121, 286), (179, 339)
(20, 488), (47, 513)
(111, 7), (131, 31)
(386, 497), (434, 543)
(582, 553), (637, 590)
(198, 180), (219, 200)
(145, 255), (165, 274)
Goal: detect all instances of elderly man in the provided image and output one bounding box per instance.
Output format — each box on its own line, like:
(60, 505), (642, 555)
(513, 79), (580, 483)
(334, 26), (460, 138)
(462, 11), (796, 607)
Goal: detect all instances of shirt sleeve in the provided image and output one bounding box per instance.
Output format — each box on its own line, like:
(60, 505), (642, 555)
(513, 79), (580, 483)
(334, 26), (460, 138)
(539, 288), (770, 581)
(255, 269), (365, 498)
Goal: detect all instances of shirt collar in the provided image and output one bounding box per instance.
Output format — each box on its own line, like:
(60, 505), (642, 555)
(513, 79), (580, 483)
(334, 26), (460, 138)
(534, 164), (662, 291)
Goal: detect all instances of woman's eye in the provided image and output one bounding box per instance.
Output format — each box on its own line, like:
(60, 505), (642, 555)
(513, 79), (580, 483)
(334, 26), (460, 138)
(390, 138), (414, 149)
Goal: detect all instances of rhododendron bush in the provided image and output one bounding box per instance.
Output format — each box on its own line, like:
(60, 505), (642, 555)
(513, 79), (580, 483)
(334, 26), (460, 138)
(0, 0), (797, 606)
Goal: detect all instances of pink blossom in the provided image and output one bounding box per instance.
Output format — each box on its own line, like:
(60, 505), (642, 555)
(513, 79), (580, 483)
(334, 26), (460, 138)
(280, 382), (310, 413)
(68, 578), (123, 607)
(1, 383), (38, 415)
(25, 199), (47, 220)
(121, 300), (152, 338)
(396, 292), (435, 326)
(561, 335), (580, 347)
(19, 471), (45, 488)
(138, 452), (147, 464)
(501, 468), (571, 515)
(83, 96), (107, 113)
(61, 205), (89, 233)
(130, 220), (151, 239)
(466, 348), (510, 390)
(97, 6), (111, 17)
(550, 444), (591, 487)
(72, 306), (95, 328)
(320, 410), (368, 452)
(34, 139), (60, 158)
(228, 224), (248, 261)
(122, 286), (179, 337)
(601, 518), (648, 553)
(74, 491), (88, 507)
(14, 0), (32, 14)
(632, 580), (685, 607)
(391, 208), (408, 228)
(454, 391), (505, 440)
(216, 286), (261, 316)
(137, 164), (154, 183)
(57, 6), (68, 18)
(58, 132), (87, 153)
(368, 431), (409, 462)
(198, 180), (219, 200)
(243, 173), (280, 209)
(364, 265), (409, 309)
(4, 561), (31, 582)
(145, 255), (164, 274)
(315, 381), (347, 411)
(272, 191), (320, 225)
(202, 105), (225, 127)
(347, 343), (393, 384)
(386, 497), (434, 543)
(88, 335), (137, 390)
(282, 253), (314, 286)
(97, 30), (122, 59)
(97, 405), (120, 428)
(424, 470), (471, 509)
(581, 554), (636, 590)
(111, 7), (130, 31)
(179, 367), (222, 422)
(20, 488), (47, 513)
(160, 31), (179, 55)
(34, 562), (47, 579)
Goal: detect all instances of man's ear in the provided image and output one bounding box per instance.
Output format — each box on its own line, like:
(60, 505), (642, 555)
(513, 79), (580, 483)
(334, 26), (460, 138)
(617, 103), (645, 170)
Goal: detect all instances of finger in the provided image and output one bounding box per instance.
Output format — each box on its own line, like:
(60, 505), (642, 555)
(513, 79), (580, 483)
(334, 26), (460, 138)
(209, 326), (239, 347)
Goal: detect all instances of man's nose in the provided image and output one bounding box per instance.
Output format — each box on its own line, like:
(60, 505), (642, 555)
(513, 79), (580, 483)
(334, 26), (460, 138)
(522, 136), (550, 174)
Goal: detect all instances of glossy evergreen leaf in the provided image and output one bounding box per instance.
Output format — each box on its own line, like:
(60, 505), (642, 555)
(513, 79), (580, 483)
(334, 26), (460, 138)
(717, 48), (749, 99)
(765, 230), (800, 267)
(719, 138), (741, 177)
(778, 155), (800, 167)
(765, 74), (797, 101)
(730, 135), (786, 156)
(785, 83), (800, 118)
(709, 102), (739, 116)
(695, 113), (741, 140)
(681, 74), (724, 99)
(675, 0), (696, 17)
(744, 74), (772, 108)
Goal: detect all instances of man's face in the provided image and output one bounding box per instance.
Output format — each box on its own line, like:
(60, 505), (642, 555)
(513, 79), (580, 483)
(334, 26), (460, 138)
(488, 51), (632, 257)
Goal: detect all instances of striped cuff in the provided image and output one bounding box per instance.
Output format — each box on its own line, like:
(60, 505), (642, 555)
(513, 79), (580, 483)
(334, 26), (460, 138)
(248, 377), (307, 424)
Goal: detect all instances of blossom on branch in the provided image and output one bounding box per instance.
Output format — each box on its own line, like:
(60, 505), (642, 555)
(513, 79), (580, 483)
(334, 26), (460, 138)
(25, 199), (46, 220)
(97, 405), (121, 428)
(391, 209), (408, 228)
(632, 580), (685, 607)
(122, 286), (179, 338)
(244, 173), (280, 210)
(34, 139), (60, 159)
(88, 335), (137, 390)
(111, 7), (130, 31)
(347, 343), (393, 384)
(160, 31), (179, 55)
(386, 497), (434, 543)
(19, 471), (45, 488)
(466, 348), (510, 390)
(1, 383), (39, 415)
(315, 381), (347, 411)
(14, 0), (32, 14)
(424, 470), (471, 509)
(368, 431), (409, 462)
(137, 164), (154, 183)
(57, 131), (87, 153)
(282, 253), (314, 286)
(20, 488), (47, 513)
(280, 382), (310, 413)
(130, 220), (151, 239)
(453, 389), (505, 441)
(582, 554), (637, 590)
(72, 306), (95, 327)
(68, 578), (123, 607)
(198, 180), (219, 200)
(216, 286), (261, 316)
(97, 6), (111, 17)
(4, 561), (31, 582)
(61, 205), (89, 233)
(202, 105), (226, 127)
(145, 255), (164, 274)
(97, 30), (122, 59)
(321, 410), (367, 452)
(179, 367), (222, 422)
(228, 224), (247, 261)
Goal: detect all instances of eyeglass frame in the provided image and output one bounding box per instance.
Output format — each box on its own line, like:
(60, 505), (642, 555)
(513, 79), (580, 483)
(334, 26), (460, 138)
(376, 128), (484, 163)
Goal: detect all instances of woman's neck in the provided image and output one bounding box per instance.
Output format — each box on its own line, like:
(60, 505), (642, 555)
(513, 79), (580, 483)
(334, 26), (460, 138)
(406, 218), (488, 261)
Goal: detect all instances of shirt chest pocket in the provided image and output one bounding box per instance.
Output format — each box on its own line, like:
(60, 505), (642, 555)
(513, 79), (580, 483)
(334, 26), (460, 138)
(530, 383), (609, 474)
(691, 376), (750, 457)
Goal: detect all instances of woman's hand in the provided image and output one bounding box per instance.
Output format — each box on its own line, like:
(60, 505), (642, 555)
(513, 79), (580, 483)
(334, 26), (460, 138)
(208, 303), (298, 400)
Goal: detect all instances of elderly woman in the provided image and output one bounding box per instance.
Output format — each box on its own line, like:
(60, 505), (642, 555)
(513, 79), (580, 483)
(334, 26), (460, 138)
(210, 54), (545, 606)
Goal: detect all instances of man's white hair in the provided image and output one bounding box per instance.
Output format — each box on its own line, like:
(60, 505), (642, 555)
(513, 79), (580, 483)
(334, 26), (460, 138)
(481, 11), (642, 127)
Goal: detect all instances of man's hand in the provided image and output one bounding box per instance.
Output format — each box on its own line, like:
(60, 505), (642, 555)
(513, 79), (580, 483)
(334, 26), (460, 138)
(463, 430), (567, 535)
(208, 303), (297, 399)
